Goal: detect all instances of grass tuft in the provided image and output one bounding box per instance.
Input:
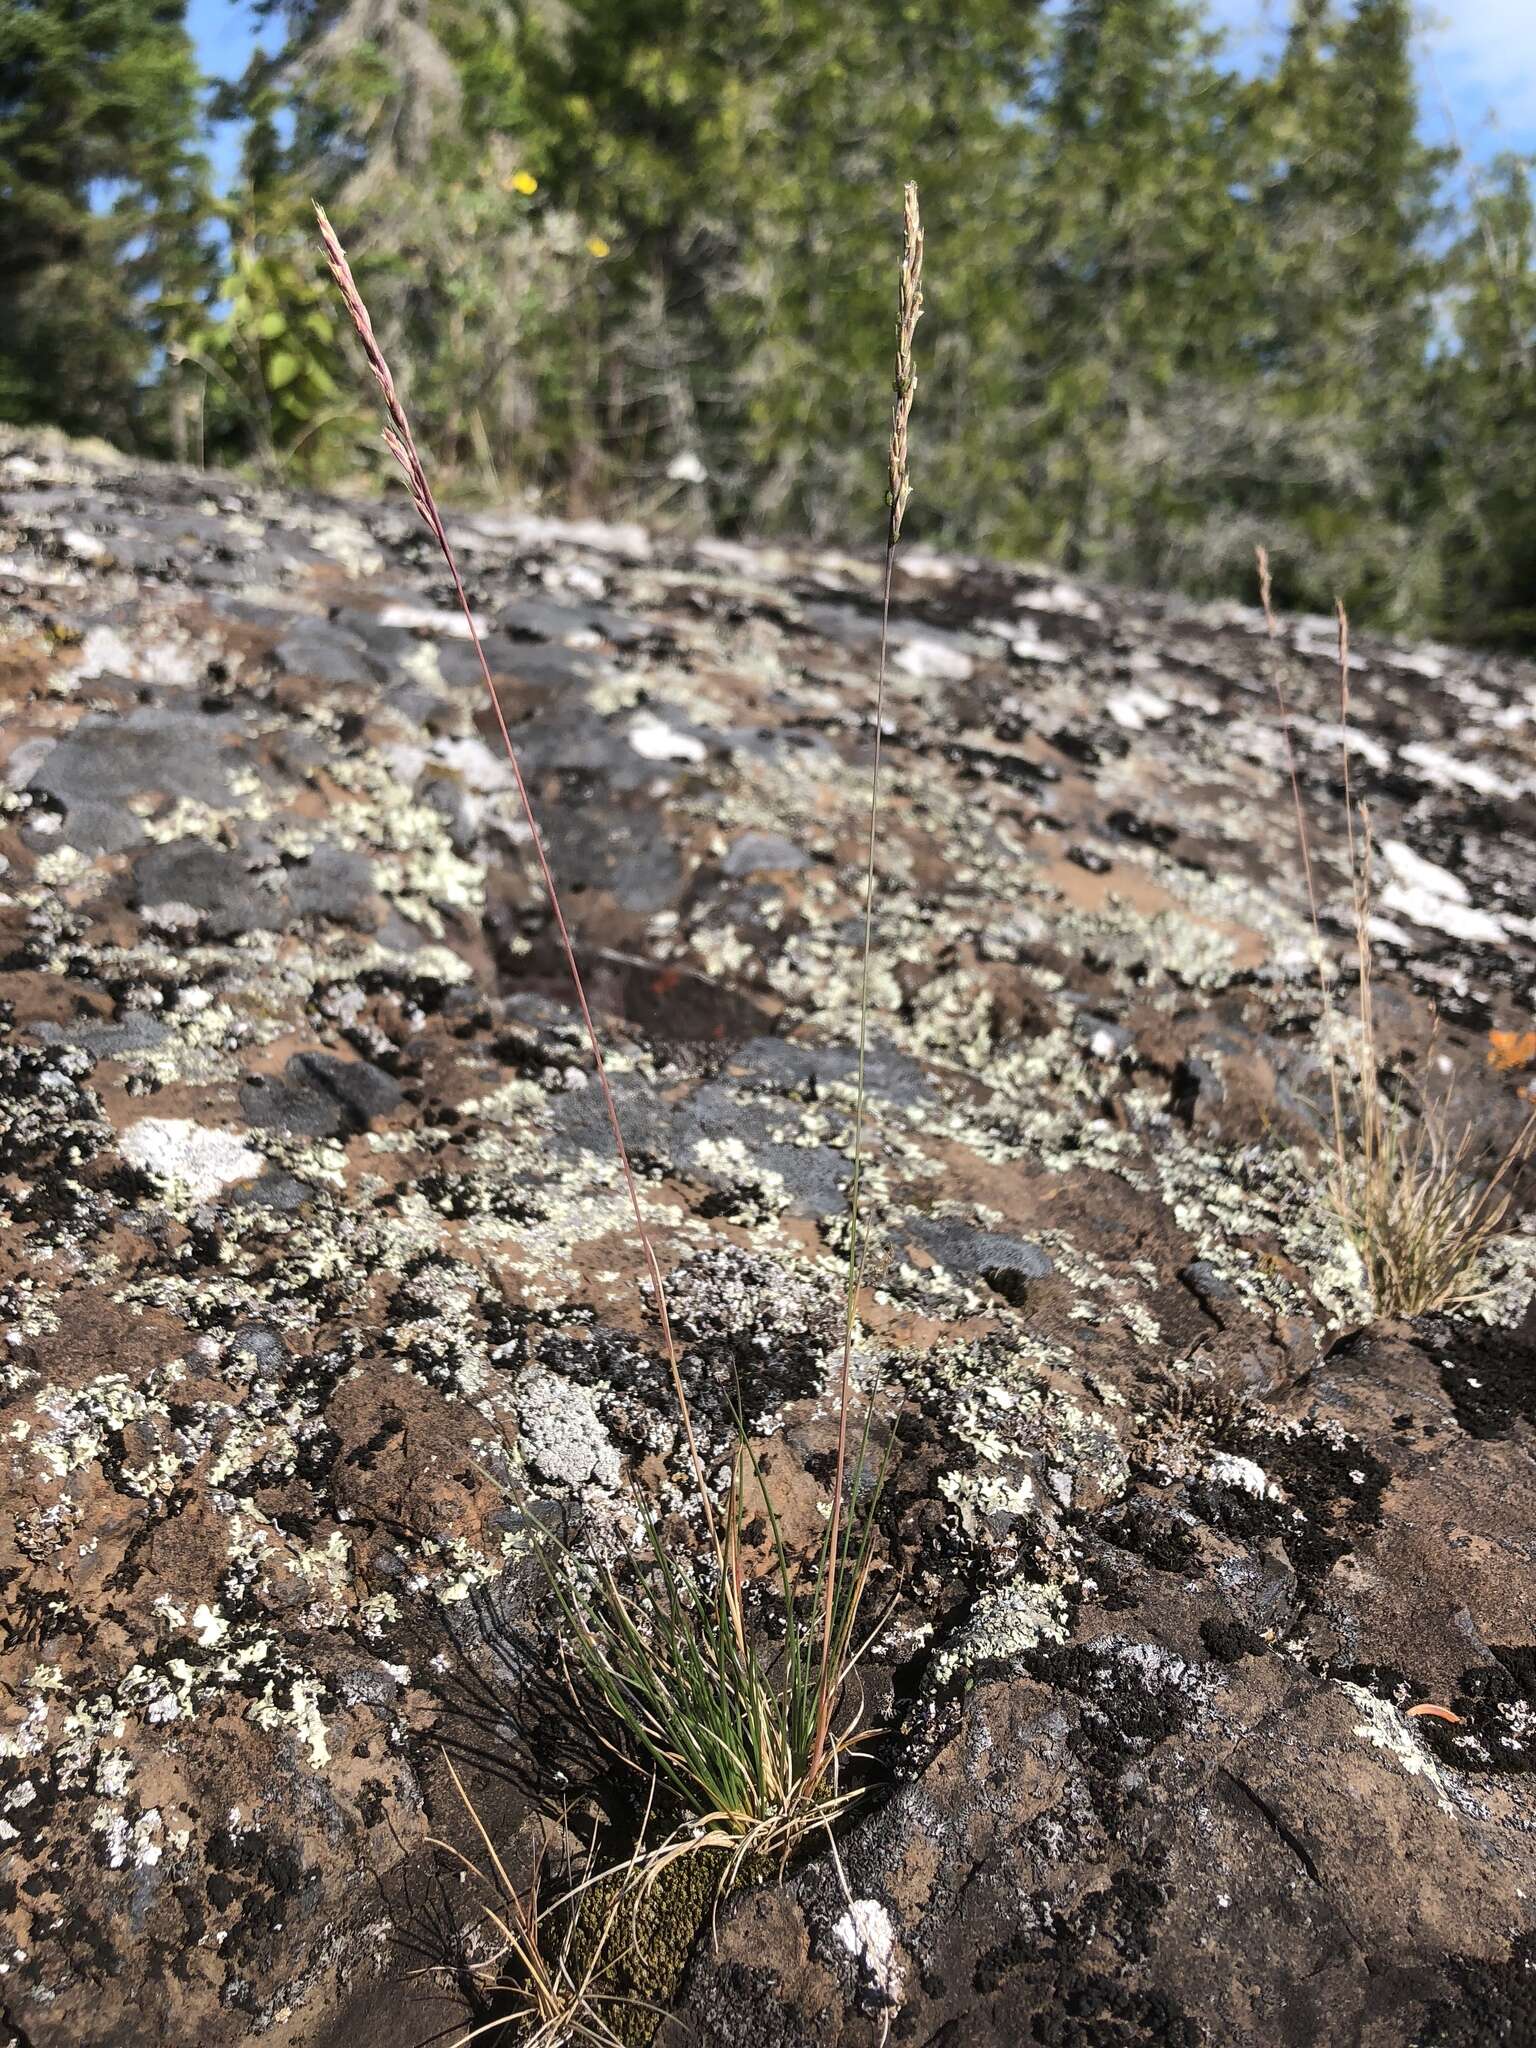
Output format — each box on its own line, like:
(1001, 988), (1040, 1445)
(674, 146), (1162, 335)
(318, 180), (923, 1989)
(1258, 555), (1534, 1319)
(536, 183), (923, 1865)
(1327, 1071), (1533, 1319)
(540, 1442), (882, 1880)
(1323, 795), (1533, 1319)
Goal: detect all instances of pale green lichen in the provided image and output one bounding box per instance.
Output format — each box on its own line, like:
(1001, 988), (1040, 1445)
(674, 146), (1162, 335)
(930, 1578), (1070, 1689)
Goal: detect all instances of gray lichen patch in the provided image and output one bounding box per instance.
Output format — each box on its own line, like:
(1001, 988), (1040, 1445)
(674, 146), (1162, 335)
(514, 1367), (623, 1492)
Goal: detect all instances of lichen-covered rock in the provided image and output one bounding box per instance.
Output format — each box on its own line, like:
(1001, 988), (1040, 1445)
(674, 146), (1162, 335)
(0, 434), (1533, 2047)
(669, 1342), (1536, 2045)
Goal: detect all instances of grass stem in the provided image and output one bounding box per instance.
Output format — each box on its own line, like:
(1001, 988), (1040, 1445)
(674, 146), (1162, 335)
(314, 204), (719, 1554)
(317, 182), (923, 1918)
(813, 182), (922, 1780)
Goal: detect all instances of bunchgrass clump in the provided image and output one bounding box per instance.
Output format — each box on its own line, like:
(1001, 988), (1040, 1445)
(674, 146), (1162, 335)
(1328, 1056), (1532, 1318)
(317, 183), (922, 1924)
(542, 1444), (880, 1879)
(1257, 552), (1534, 1318)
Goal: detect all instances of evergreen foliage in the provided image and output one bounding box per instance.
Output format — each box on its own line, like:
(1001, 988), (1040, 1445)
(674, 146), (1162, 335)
(3, 0), (1536, 647)
(1439, 153), (1536, 642)
(0, 0), (214, 444)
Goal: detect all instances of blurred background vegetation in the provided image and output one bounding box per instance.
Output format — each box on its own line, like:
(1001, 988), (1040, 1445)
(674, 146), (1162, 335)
(3, 0), (1535, 643)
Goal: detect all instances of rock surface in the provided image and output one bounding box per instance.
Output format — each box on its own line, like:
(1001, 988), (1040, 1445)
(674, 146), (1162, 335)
(0, 435), (1534, 2047)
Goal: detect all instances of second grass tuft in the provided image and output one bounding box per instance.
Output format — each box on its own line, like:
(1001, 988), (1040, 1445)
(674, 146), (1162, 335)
(1257, 551), (1534, 1320)
(541, 1442), (882, 1878)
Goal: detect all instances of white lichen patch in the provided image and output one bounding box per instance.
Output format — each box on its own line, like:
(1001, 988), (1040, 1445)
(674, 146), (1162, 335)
(937, 1465), (1036, 1518)
(1106, 686), (1172, 731)
(514, 1369), (622, 1492)
(1343, 1683), (1457, 1815)
(1378, 837), (1509, 947)
(629, 712), (707, 762)
(833, 1897), (906, 2009)
(248, 1676), (331, 1768)
(1206, 1452), (1277, 1499)
(1152, 1132), (1370, 1328)
(119, 1118), (265, 1202)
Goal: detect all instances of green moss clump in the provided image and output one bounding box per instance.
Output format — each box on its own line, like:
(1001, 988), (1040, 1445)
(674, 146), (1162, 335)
(560, 1845), (728, 2046)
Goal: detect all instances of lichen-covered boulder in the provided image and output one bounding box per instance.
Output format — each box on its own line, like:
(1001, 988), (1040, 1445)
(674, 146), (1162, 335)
(0, 435), (1533, 2047)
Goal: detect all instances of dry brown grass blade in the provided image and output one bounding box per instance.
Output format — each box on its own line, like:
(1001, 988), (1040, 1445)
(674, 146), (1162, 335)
(429, 1752), (654, 2048)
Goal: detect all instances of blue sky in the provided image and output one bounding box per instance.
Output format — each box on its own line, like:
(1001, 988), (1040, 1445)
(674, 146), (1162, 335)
(187, 0), (276, 189)
(1208, 1), (1536, 159)
(188, 0), (1536, 189)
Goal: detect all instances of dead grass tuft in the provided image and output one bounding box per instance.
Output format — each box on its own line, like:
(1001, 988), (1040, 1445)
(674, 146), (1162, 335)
(1257, 554), (1534, 1319)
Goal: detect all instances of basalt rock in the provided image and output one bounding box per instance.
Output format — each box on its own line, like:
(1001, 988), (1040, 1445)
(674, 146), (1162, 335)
(0, 434), (1533, 2048)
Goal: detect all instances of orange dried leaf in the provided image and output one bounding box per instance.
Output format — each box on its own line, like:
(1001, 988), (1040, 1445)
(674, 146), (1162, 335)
(1487, 1028), (1536, 1072)
(1405, 1703), (1464, 1724)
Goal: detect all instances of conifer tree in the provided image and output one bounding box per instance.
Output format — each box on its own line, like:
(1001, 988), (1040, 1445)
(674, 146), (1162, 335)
(8, 0), (1528, 648)
(234, 0), (596, 489)
(1242, 0), (1447, 621)
(1438, 154), (1536, 641)
(1002, 0), (1249, 579)
(0, 0), (214, 446)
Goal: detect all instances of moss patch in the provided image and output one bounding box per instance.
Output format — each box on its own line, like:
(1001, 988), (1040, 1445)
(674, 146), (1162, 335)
(559, 1845), (731, 2045)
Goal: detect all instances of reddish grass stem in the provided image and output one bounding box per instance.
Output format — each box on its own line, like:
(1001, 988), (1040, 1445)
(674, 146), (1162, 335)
(314, 205), (718, 1551)
(811, 182), (923, 1778)
(1255, 545), (1347, 1180)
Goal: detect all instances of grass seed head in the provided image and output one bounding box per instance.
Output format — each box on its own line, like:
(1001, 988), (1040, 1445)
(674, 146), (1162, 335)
(888, 182), (924, 543)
